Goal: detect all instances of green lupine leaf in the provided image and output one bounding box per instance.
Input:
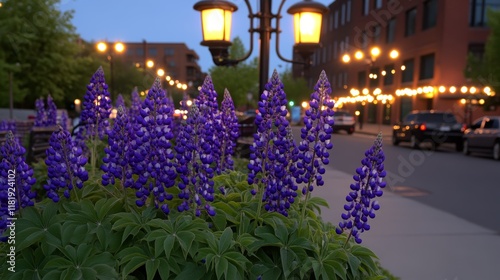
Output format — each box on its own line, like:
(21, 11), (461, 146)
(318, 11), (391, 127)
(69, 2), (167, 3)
(44, 256), (73, 269)
(280, 247), (297, 279)
(347, 252), (361, 279)
(173, 262), (206, 280)
(90, 264), (119, 279)
(163, 235), (175, 259)
(210, 211), (227, 231)
(146, 259), (160, 280)
(122, 256), (148, 276)
(218, 227), (233, 254)
(215, 256), (228, 280)
(270, 218), (289, 244)
(147, 218), (173, 232)
(222, 251), (249, 270)
(177, 231), (195, 258)
(254, 226), (282, 245)
(325, 260), (347, 279)
(157, 259), (171, 279)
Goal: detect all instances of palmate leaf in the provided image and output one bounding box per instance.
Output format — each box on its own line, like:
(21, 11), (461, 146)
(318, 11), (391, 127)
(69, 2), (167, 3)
(197, 228), (250, 280)
(43, 244), (117, 279)
(145, 215), (207, 260)
(16, 203), (62, 252)
(112, 207), (156, 246)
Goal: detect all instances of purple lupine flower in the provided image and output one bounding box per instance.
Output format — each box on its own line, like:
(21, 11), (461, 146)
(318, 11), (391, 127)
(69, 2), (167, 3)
(130, 78), (176, 214)
(296, 71), (335, 195)
(247, 70), (298, 216)
(80, 66), (112, 140)
(336, 133), (386, 244)
(174, 104), (216, 216)
(33, 97), (47, 127)
(0, 121), (15, 132)
(0, 131), (37, 213)
(195, 75), (222, 174)
(44, 126), (88, 202)
(59, 110), (69, 131)
(115, 94), (126, 109)
(219, 89), (239, 173)
(46, 95), (58, 126)
(129, 87), (141, 122)
(101, 106), (134, 188)
(0, 131), (36, 241)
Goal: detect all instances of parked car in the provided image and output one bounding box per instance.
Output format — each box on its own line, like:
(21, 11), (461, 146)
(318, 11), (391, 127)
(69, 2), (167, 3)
(392, 110), (466, 151)
(462, 116), (500, 160)
(333, 110), (355, 134)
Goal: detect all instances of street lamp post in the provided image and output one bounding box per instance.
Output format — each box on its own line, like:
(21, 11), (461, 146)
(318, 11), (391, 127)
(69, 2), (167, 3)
(96, 41), (125, 101)
(193, 0), (328, 95)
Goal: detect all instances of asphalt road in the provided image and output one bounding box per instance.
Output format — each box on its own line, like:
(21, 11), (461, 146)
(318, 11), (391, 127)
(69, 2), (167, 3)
(291, 127), (500, 234)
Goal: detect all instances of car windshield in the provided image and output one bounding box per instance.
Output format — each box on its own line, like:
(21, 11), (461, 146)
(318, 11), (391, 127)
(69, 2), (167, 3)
(418, 113), (457, 123)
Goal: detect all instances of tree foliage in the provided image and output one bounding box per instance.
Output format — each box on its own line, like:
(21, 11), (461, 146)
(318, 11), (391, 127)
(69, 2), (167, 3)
(280, 67), (310, 107)
(465, 8), (500, 106)
(209, 37), (259, 109)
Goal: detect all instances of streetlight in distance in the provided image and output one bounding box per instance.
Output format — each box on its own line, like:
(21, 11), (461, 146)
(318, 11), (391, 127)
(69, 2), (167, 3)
(193, 0), (328, 95)
(96, 41), (126, 101)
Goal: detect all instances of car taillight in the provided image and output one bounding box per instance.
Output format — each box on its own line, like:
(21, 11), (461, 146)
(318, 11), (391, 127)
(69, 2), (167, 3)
(461, 123), (467, 132)
(420, 123), (427, 131)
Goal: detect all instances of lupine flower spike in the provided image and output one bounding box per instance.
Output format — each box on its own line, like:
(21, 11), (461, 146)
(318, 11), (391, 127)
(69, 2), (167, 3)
(248, 70), (297, 216)
(44, 126), (89, 202)
(115, 94), (126, 109)
(78, 66), (112, 173)
(102, 106), (134, 189)
(131, 78), (176, 215)
(336, 133), (386, 244)
(46, 95), (58, 126)
(0, 131), (36, 241)
(33, 97), (47, 127)
(219, 89), (239, 173)
(296, 71), (335, 218)
(80, 66), (112, 140)
(174, 104), (215, 216)
(129, 87), (141, 123)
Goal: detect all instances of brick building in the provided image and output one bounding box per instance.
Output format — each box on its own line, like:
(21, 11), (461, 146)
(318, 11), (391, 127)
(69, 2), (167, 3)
(121, 41), (205, 92)
(298, 0), (500, 126)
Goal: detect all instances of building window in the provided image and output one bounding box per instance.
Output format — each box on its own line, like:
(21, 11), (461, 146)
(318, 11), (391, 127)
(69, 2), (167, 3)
(369, 67), (380, 88)
(148, 47), (157, 56)
(338, 72), (343, 88)
(334, 10), (339, 29)
(470, 0), (500, 26)
(401, 58), (414, 83)
(333, 41), (338, 59)
(363, 0), (370, 15)
(405, 8), (417, 36)
(383, 64), (395, 85)
(329, 12), (334, 31)
(386, 17), (396, 43)
(136, 48), (144, 56)
(371, 24), (381, 43)
(169, 61), (176, 67)
(375, 0), (383, 9)
(423, 0), (438, 30)
(419, 53), (435, 80)
(347, 0), (352, 22)
(341, 4), (346, 25)
(164, 48), (174, 55)
(358, 71), (367, 88)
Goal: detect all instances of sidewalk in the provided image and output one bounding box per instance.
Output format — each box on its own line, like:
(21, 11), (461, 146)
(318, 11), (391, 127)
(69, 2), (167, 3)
(313, 144), (500, 279)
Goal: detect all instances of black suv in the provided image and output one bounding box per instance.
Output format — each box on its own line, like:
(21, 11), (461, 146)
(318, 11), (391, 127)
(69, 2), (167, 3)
(392, 110), (466, 151)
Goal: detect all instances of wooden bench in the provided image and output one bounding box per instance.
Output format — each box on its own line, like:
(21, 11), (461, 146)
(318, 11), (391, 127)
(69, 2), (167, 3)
(27, 126), (58, 164)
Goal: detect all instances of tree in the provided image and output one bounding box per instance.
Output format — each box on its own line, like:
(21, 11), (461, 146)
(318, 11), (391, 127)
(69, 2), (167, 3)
(0, 0), (102, 109)
(208, 37), (259, 109)
(465, 8), (500, 107)
(280, 67), (311, 107)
